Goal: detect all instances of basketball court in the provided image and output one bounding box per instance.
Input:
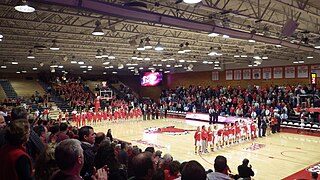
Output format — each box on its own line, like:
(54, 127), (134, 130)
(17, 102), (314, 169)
(91, 118), (320, 180)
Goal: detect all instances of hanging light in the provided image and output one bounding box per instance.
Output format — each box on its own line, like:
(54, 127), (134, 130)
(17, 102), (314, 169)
(208, 32), (219, 37)
(32, 67), (37, 70)
(137, 52), (143, 60)
(132, 51), (137, 60)
(95, 49), (102, 59)
(155, 40), (164, 51)
(275, 44), (282, 48)
(12, 61), (19, 65)
(178, 43), (185, 53)
(315, 41), (320, 49)
(144, 37), (152, 49)
(50, 40), (59, 50)
(137, 39), (145, 51)
(15, 0), (35, 13)
(248, 39), (256, 43)
(144, 55), (151, 61)
(27, 50), (35, 59)
(183, 0), (202, 4)
(0, 34), (3, 39)
(108, 51), (115, 59)
(184, 42), (191, 52)
(92, 20), (104, 36)
(101, 48), (108, 58)
(1, 65), (7, 69)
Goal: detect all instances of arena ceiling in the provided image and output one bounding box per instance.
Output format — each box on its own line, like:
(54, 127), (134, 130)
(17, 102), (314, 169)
(0, 0), (319, 75)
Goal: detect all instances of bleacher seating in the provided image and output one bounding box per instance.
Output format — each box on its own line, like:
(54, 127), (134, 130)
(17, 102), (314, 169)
(0, 79), (18, 99)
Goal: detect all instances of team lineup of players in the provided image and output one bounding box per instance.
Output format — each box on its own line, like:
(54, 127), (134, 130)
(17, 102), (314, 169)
(56, 98), (143, 127)
(68, 106), (143, 127)
(194, 120), (259, 154)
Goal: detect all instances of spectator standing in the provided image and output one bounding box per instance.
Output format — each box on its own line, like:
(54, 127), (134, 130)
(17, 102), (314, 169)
(237, 158), (254, 179)
(0, 119), (32, 180)
(79, 126), (96, 180)
(207, 155), (231, 180)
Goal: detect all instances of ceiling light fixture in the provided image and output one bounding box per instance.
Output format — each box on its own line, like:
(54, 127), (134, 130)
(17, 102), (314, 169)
(101, 48), (108, 58)
(27, 50), (35, 59)
(178, 43), (185, 53)
(78, 61), (85, 65)
(208, 32), (219, 37)
(0, 34), (3, 39)
(155, 40), (164, 51)
(275, 44), (282, 48)
(137, 52), (143, 60)
(1, 65), (7, 69)
(92, 20), (104, 36)
(248, 39), (256, 43)
(14, 0), (35, 13)
(183, 0), (202, 4)
(184, 42), (191, 52)
(132, 51), (137, 59)
(108, 51), (115, 59)
(50, 40), (59, 50)
(137, 39), (145, 51)
(71, 60), (77, 64)
(307, 56), (313, 59)
(315, 42), (320, 49)
(32, 67), (37, 70)
(95, 49), (102, 58)
(12, 61), (18, 65)
(240, 55), (247, 58)
(144, 37), (152, 49)
(222, 35), (230, 38)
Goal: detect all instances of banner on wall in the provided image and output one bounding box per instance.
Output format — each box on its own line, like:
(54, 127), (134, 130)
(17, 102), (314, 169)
(263, 68), (272, 79)
(243, 69), (251, 80)
(252, 68), (261, 79)
(226, 70), (233, 80)
(285, 66), (295, 78)
(297, 66), (309, 78)
(234, 70), (242, 80)
(273, 67), (283, 79)
(212, 71), (219, 81)
(311, 65), (320, 77)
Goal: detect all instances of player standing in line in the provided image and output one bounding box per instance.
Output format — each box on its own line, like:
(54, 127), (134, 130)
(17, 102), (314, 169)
(64, 110), (69, 122)
(207, 126), (214, 152)
(235, 121), (241, 143)
(223, 124), (229, 147)
(217, 126), (224, 149)
(213, 125), (219, 150)
(194, 126), (201, 154)
(201, 125), (208, 153)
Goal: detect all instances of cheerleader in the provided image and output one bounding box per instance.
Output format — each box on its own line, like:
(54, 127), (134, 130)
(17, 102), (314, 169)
(64, 110), (69, 121)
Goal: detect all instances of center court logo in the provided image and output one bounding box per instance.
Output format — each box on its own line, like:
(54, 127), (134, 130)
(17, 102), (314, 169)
(144, 126), (190, 135)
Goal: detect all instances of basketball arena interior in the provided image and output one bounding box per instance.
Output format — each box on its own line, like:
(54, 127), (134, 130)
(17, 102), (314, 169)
(0, 0), (320, 180)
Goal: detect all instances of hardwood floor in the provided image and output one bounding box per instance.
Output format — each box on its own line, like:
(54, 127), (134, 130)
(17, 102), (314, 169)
(91, 118), (320, 180)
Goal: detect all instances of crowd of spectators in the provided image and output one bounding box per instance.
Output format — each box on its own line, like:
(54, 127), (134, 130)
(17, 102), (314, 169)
(0, 106), (257, 180)
(0, 106), (259, 180)
(159, 84), (320, 123)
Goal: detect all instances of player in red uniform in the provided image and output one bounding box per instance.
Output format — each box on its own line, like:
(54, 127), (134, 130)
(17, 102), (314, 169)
(201, 125), (208, 153)
(194, 126), (201, 154)
(64, 110), (69, 122)
(207, 126), (214, 152)
(87, 110), (93, 125)
(58, 110), (63, 122)
(217, 127), (224, 149)
(81, 110), (87, 127)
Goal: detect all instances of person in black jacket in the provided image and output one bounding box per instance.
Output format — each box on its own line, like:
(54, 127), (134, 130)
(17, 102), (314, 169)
(79, 126), (96, 180)
(237, 158), (254, 179)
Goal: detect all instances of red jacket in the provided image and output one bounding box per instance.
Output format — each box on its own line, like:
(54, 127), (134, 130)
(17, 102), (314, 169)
(194, 131), (201, 141)
(0, 145), (32, 180)
(201, 130), (208, 140)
